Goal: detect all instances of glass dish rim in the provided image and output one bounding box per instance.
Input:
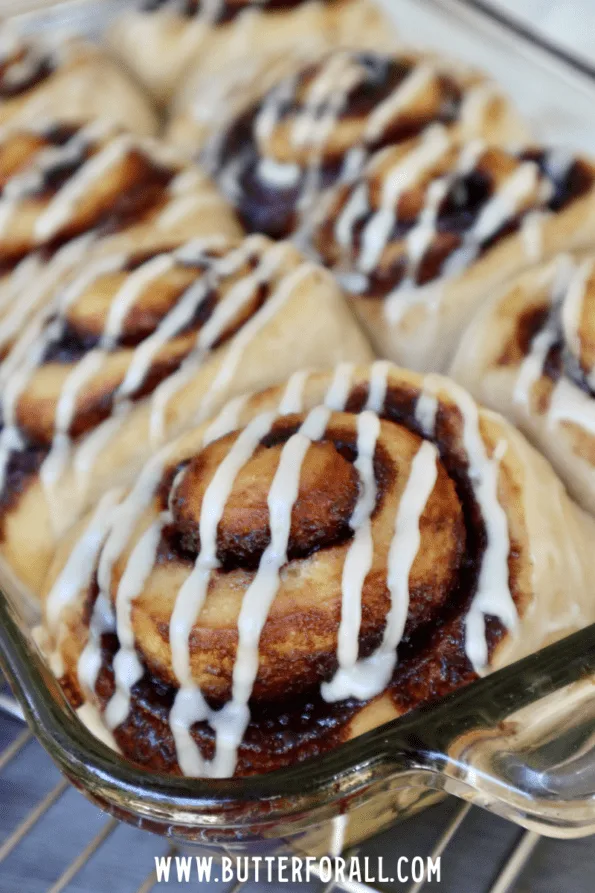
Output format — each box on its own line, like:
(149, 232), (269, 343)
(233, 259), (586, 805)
(1, 0), (595, 844)
(4, 569), (595, 839)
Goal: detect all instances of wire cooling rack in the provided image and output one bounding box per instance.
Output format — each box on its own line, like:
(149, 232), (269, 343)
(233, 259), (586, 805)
(2, 679), (595, 893)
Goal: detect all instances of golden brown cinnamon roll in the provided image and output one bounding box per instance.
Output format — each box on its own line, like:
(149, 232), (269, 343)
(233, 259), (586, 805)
(0, 120), (242, 356)
(41, 362), (595, 776)
(312, 136), (595, 372)
(200, 49), (526, 240)
(0, 235), (372, 596)
(109, 0), (397, 106)
(0, 31), (158, 135)
(451, 253), (595, 516)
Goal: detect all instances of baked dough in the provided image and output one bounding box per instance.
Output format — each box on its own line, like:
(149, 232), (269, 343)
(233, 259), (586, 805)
(40, 362), (595, 776)
(0, 30), (158, 135)
(451, 253), (595, 516)
(109, 0), (398, 106)
(0, 120), (242, 356)
(0, 235), (372, 596)
(198, 48), (528, 239)
(311, 136), (595, 372)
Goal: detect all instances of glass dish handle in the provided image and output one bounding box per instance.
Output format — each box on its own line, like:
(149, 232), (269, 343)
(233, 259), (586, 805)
(2, 583), (595, 841)
(400, 624), (595, 838)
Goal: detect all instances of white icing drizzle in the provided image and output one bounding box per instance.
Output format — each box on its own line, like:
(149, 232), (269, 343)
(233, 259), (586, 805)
(544, 258), (595, 434)
(334, 183), (369, 252)
(45, 488), (123, 675)
(0, 253), (40, 316)
(561, 257), (593, 368)
(291, 52), (364, 149)
(521, 210), (547, 263)
(278, 367), (311, 415)
(549, 378), (595, 435)
(35, 134), (135, 242)
(209, 404), (332, 777)
(410, 179), (451, 275)
(447, 382), (517, 672)
(513, 320), (559, 412)
(321, 410), (380, 702)
(254, 72), (298, 146)
(364, 63), (436, 144)
(202, 393), (250, 445)
(0, 233), (94, 356)
(168, 410), (278, 776)
(358, 126), (450, 275)
(40, 350), (111, 519)
(169, 404), (333, 776)
(76, 703), (120, 753)
(415, 388), (439, 437)
(380, 140), (488, 325)
(97, 452), (170, 600)
(116, 267), (208, 401)
(0, 324), (55, 493)
(77, 592), (116, 701)
(379, 442), (438, 663)
(322, 440), (438, 701)
(103, 254), (174, 347)
(341, 140), (555, 328)
(105, 512), (169, 730)
(324, 362), (354, 410)
(471, 161), (539, 246)
(258, 158), (302, 188)
(365, 359), (390, 412)
(513, 256), (577, 413)
(193, 261), (315, 426)
(38, 253), (172, 510)
(71, 442), (185, 743)
(0, 248), (122, 468)
(2, 238), (315, 520)
(73, 403), (132, 498)
(148, 238), (291, 443)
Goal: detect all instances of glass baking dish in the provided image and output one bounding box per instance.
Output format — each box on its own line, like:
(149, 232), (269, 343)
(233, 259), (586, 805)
(2, 0), (595, 856)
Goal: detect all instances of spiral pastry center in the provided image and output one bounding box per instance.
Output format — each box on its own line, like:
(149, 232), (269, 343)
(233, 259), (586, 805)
(0, 38), (56, 99)
(210, 50), (470, 238)
(314, 138), (594, 306)
(171, 436), (359, 567)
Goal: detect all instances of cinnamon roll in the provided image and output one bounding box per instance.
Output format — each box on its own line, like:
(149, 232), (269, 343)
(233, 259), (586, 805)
(40, 362), (595, 777)
(0, 235), (372, 597)
(451, 253), (595, 516)
(109, 0), (397, 106)
(0, 120), (242, 355)
(312, 136), (595, 372)
(200, 49), (527, 240)
(0, 31), (158, 135)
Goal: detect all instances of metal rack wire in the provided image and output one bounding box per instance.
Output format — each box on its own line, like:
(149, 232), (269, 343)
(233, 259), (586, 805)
(0, 687), (548, 893)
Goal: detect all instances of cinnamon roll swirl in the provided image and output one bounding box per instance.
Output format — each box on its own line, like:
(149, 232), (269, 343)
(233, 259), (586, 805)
(0, 236), (372, 596)
(109, 0), (397, 105)
(41, 362), (595, 777)
(451, 253), (595, 516)
(312, 136), (595, 372)
(0, 31), (158, 135)
(0, 120), (242, 355)
(200, 49), (527, 240)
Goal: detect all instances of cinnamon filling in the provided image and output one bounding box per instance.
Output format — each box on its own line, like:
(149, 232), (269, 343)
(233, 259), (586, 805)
(0, 49), (55, 98)
(169, 435), (360, 567)
(318, 148), (595, 299)
(140, 0), (339, 23)
(212, 53), (464, 238)
(51, 378), (515, 777)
